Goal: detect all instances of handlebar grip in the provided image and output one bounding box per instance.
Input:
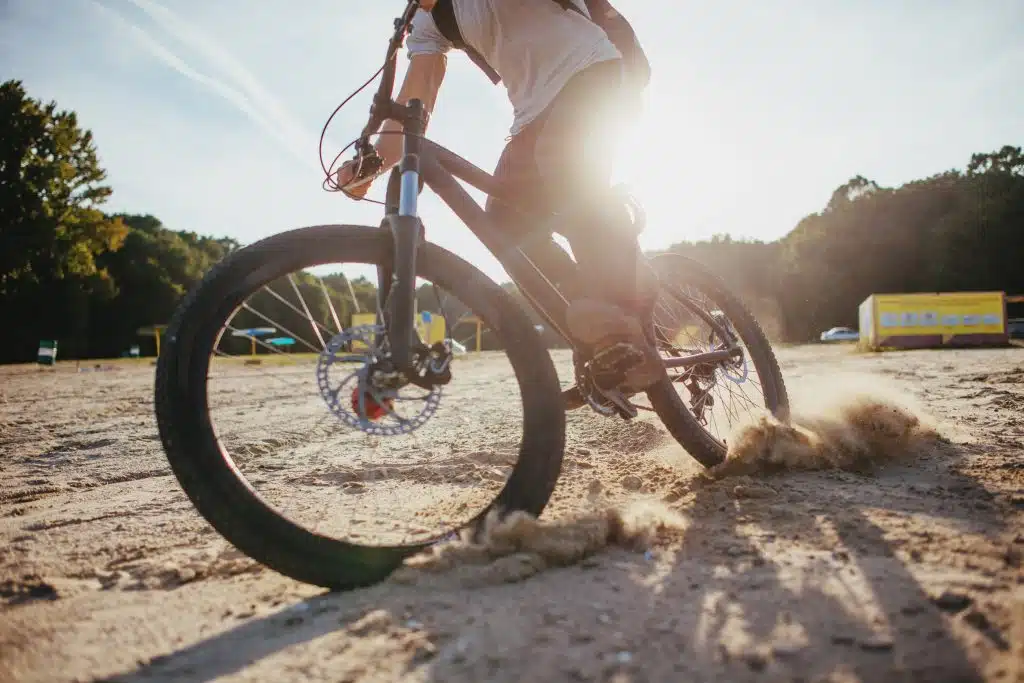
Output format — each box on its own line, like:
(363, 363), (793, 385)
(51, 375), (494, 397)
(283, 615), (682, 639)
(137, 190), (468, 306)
(340, 151), (385, 192)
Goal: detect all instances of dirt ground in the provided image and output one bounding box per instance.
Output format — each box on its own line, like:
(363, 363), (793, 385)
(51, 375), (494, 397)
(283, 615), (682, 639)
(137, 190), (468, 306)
(1, 344), (1022, 683)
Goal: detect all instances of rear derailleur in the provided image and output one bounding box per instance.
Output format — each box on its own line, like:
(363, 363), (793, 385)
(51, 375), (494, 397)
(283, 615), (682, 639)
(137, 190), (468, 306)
(680, 362), (716, 426)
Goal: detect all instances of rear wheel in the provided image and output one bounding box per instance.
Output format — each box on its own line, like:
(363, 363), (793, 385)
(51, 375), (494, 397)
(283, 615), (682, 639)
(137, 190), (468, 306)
(645, 253), (789, 468)
(154, 224), (566, 589)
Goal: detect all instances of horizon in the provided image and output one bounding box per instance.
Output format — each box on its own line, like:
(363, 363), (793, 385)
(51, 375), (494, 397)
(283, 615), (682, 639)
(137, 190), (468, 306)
(2, 0), (1022, 283)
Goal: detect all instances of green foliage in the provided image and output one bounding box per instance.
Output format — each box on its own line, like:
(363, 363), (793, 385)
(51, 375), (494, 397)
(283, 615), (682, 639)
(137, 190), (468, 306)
(664, 147), (1024, 342)
(0, 80), (126, 288)
(0, 80), (128, 359)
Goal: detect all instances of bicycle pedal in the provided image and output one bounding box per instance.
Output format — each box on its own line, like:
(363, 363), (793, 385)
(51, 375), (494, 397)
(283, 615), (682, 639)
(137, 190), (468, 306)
(602, 388), (638, 419)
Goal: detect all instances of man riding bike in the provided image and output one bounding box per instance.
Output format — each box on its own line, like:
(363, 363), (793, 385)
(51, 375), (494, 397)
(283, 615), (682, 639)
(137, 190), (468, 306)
(335, 0), (661, 410)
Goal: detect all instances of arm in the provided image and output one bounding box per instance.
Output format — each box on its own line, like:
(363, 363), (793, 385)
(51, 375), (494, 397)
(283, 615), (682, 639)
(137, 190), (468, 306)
(336, 9), (451, 196)
(375, 52), (447, 170)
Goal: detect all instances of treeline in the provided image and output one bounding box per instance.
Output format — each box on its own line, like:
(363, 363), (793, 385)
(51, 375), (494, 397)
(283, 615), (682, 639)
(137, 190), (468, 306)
(2, 78), (1022, 362)
(659, 147), (1024, 341)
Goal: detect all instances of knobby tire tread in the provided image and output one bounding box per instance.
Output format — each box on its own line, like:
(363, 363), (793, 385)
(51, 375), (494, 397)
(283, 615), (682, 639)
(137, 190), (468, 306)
(154, 225), (566, 590)
(645, 253), (789, 469)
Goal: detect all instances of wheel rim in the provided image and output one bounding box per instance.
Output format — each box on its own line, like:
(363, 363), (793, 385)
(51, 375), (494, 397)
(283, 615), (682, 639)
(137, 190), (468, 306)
(194, 255), (535, 548)
(649, 276), (774, 450)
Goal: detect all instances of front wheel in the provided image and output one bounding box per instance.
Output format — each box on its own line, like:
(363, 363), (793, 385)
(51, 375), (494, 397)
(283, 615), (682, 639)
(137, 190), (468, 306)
(645, 253), (789, 468)
(154, 224), (566, 590)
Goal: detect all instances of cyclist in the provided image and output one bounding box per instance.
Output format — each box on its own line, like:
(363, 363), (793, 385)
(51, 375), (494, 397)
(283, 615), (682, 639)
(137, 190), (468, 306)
(335, 0), (662, 409)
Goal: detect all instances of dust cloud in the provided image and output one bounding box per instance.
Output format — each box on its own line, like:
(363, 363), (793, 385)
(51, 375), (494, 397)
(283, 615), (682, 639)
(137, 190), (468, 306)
(712, 371), (943, 478)
(390, 501), (689, 588)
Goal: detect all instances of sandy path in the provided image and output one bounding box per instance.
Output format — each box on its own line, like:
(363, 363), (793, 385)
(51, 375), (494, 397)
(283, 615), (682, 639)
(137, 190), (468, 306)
(1, 346), (1022, 683)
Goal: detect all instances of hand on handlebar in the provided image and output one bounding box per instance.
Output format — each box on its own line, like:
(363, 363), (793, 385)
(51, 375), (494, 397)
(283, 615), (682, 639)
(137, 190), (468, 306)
(335, 152), (384, 199)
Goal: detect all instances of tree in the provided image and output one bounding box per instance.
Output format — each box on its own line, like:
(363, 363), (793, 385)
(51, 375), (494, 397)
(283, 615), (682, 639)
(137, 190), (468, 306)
(0, 80), (127, 361)
(966, 145), (1024, 177)
(824, 175), (881, 213)
(0, 80), (126, 287)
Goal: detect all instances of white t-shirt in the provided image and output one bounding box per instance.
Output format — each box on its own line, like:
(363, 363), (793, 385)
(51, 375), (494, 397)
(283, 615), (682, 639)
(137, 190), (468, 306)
(407, 0), (622, 136)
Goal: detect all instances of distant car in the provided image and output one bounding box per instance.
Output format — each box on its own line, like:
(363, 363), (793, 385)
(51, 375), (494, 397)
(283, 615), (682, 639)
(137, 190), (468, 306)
(1009, 319), (1024, 339)
(820, 326), (859, 342)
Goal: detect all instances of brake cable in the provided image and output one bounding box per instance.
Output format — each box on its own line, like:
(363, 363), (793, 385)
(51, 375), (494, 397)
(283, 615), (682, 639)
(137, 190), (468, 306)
(318, 1), (421, 202)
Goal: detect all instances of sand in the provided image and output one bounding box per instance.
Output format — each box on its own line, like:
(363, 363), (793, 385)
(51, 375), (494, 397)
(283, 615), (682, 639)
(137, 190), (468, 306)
(1, 345), (1022, 683)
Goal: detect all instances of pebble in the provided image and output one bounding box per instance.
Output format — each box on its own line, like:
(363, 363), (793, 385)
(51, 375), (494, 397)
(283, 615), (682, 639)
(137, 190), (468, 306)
(620, 475), (643, 491)
(771, 642), (803, 657)
(932, 590), (972, 612)
(859, 635), (894, 651)
(94, 569), (121, 588)
(732, 484), (777, 499)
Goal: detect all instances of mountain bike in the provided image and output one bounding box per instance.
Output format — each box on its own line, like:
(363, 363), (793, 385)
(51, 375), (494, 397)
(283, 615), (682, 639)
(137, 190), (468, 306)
(153, 0), (789, 590)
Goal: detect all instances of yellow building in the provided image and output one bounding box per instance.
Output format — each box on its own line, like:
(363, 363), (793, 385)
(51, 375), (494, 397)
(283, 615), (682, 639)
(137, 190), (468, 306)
(349, 312), (446, 350)
(858, 291), (1008, 350)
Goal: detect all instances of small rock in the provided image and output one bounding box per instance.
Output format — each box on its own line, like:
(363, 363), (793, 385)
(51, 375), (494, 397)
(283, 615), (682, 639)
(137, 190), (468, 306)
(732, 484), (776, 499)
(620, 475), (643, 491)
(614, 651), (633, 665)
(859, 635), (894, 651)
(587, 479), (603, 497)
(598, 613), (612, 625)
(176, 567), (197, 584)
(932, 590), (972, 613)
(771, 642), (803, 657)
(577, 448), (592, 456)
(94, 570), (122, 589)
(405, 619), (424, 630)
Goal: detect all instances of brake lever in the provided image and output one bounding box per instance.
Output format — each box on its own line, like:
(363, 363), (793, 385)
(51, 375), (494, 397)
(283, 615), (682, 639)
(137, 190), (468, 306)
(340, 149), (385, 193)
(341, 0), (420, 194)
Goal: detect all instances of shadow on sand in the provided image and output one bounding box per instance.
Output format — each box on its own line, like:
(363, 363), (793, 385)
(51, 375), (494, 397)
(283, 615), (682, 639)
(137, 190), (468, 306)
(98, 431), (1011, 683)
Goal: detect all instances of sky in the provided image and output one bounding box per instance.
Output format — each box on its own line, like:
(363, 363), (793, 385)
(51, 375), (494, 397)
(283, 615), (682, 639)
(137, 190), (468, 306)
(1, 0), (1022, 284)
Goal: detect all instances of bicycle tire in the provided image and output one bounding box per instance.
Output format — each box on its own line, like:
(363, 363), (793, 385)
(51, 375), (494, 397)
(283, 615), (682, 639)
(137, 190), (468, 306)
(644, 253), (789, 468)
(154, 224), (566, 590)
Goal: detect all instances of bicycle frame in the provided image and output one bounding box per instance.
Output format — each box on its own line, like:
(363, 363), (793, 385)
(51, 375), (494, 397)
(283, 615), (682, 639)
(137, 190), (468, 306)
(348, 1), (739, 376)
(376, 99), (741, 375)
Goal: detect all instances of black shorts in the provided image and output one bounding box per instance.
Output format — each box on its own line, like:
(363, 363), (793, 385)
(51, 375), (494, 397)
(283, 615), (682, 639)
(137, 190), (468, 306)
(485, 58), (631, 236)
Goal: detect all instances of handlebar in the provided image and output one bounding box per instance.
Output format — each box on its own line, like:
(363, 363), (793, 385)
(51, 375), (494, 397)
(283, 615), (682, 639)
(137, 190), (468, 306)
(342, 0), (422, 191)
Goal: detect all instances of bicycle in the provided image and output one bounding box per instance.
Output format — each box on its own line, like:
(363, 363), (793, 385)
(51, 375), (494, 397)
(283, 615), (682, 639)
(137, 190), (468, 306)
(154, 0), (789, 590)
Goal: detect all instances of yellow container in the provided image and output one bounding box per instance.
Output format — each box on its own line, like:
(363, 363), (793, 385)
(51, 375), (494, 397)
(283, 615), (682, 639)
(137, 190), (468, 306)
(859, 291), (1007, 350)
